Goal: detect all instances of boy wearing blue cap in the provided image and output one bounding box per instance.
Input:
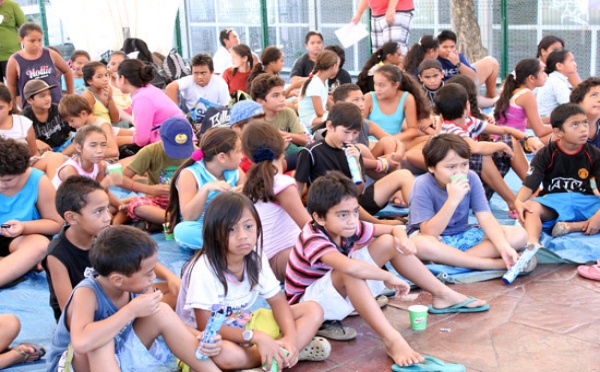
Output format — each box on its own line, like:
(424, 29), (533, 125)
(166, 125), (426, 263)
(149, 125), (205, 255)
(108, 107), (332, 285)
(118, 117), (195, 227)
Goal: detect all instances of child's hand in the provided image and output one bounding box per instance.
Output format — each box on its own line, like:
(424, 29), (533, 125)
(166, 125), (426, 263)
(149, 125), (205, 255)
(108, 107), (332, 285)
(103, 84), (113, 100)
(446, 177), (469, 204)
(344, 145), (360, 160)
(279, 130), (293, 147)
(392, 227), (416, 256)
(150, 184), (171, 197)
(276, 336), (298, 369)
(500, 246), (519, 269)
(36, 140), (52, 154)
(127, 289), (163, 318)
(526, 137), (545, 154)
(497, 143), (514, 158)
(197, 333), (222, 357)
(385, 8), (395, 25)
(514, 199), (533, 225)
(0, 220), (23, 238)
(447, 51), (460, 66)
(384, 273), (410, 299)
(102, 171), (123, 188)
(204, 181), (233, 193)
(254, 330), (284, 371)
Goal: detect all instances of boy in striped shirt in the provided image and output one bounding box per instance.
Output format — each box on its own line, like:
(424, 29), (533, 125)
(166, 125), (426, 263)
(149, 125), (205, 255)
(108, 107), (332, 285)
(284, 171), (488, 368)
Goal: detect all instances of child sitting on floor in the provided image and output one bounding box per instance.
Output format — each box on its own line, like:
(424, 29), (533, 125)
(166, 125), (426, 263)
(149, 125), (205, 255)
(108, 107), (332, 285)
(0, 138), (62, 288)
(177, 192), (330, 371)
(166, 127), (244, 251)
(408, 134), (528, 271)
(515, 103), (600, 244)
(46, 225), (223, 371)
(119, 117), (194, 228)
(295, 102), (413, 225)
(285, 171), (489, 367)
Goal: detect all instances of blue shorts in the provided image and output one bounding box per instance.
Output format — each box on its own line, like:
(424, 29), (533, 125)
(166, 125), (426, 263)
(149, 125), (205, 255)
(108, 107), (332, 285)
(440, 227), (485, 252)
(534, 192), (600, 230)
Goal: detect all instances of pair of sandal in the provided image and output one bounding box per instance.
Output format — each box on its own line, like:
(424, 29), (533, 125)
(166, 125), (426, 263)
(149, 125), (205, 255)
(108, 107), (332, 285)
(578, 259), (600, 281)
(8, 342), (46, 365)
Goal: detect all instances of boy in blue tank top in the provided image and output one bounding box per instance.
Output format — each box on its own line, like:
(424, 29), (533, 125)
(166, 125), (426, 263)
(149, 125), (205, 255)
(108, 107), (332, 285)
(46, 225), (223, 371)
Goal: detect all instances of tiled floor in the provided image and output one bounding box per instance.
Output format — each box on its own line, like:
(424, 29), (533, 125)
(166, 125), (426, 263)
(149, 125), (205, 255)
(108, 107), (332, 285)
(292, 264), (600, 372)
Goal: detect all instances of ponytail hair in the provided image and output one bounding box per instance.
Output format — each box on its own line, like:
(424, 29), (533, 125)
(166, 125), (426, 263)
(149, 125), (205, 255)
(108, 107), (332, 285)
(166, 127), (240, 231)
(357, 41), (399, 92)
(545, 49), (570, 74)
(495, 58), (541, 122)
(117, 59), (154, 88)
(242, 121), (285, 203)
(375, 64), (430, 120)
(300, 50), (339, 98)
(231, 44), (253, 77)
(404, 35), (439, 75)
(247, 46), (283, 92)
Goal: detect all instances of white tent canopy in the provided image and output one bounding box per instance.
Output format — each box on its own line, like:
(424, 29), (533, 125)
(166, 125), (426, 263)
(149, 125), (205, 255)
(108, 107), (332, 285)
(51, 0), (179, 59)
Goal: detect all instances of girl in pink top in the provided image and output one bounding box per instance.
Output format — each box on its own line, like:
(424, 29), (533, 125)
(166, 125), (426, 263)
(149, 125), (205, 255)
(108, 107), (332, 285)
(494, 58), (551, 144)
(241, 122), (311, 283)
(116, 59), (185, 147)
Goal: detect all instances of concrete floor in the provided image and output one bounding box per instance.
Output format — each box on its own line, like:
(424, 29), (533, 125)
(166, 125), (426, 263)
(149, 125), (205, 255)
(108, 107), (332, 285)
(291, 264), (600, 372)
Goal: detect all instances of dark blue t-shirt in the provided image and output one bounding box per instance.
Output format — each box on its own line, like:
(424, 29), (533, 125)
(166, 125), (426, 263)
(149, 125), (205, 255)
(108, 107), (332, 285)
(438, 54), (476, 82)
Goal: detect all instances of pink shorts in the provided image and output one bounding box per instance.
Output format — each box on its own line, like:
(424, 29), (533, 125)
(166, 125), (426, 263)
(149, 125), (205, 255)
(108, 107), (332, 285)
(127, 196), (169, 220)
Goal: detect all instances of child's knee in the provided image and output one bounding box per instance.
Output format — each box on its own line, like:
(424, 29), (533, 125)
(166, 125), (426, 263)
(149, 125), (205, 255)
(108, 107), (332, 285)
(0, 314), (21, 338)
(304, 301), (325, 323)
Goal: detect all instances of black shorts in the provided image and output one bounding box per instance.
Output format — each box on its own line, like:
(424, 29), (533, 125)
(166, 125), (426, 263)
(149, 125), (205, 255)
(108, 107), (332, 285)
(0, 236), (14, 257)
(358, 183), (384, 215)
(469, 133), (513, 200)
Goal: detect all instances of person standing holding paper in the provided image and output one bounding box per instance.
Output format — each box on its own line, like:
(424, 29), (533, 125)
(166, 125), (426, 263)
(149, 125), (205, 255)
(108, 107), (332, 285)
(351, 0), (414, 54)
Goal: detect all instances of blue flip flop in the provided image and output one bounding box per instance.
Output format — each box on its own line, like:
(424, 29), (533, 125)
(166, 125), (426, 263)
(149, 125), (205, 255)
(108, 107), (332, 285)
(391, 356), (466, 371)
(428, 296), (490, 314)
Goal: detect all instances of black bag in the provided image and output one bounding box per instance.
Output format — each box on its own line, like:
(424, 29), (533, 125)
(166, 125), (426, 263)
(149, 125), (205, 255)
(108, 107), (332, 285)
(162, 49), (191, 81)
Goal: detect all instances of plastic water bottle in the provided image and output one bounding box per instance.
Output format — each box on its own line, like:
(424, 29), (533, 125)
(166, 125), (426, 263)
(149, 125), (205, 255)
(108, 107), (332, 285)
(502, 244), (540, 284)
(196, 305), (226, 360)
(345, 146), (363, 185)
(263, 348), (289, 372)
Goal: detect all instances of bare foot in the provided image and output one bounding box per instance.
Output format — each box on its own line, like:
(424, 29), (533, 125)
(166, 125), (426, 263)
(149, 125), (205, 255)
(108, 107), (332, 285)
(431, 291), (487, 311)
(384, 335), (424, 367)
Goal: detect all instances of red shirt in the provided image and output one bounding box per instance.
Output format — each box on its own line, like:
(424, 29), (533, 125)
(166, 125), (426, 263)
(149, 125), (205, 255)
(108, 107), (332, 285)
(222, 68), (251, 95)
(368, 0), (414, 16)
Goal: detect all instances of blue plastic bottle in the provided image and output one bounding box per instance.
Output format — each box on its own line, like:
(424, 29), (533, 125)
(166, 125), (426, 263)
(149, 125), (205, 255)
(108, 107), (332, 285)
(345, 146), (363, 185)
(196, 305), (226, 360)
(502, 244), (539, 284)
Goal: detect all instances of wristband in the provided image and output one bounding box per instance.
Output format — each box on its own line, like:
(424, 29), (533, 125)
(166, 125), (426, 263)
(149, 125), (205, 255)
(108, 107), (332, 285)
(375, 159), (383, 173)
(455, 61), (462, 68)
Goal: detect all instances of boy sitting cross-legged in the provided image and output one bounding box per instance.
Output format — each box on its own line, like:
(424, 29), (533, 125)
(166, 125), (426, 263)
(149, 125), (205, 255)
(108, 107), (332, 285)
(515, 103), (600, 242)
(285, 171), (489, 368)
(408, 134), (528, 271)
(46, 225), (222, 371)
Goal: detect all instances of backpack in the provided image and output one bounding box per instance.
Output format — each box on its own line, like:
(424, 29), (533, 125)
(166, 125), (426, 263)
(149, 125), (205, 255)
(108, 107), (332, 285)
(196, 106), (231, 139)
(228, 90), (252, 107)
(162, 49), (191, 81)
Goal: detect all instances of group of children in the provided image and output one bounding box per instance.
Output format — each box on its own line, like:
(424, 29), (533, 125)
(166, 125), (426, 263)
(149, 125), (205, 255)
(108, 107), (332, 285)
(0, 19), (600, 372)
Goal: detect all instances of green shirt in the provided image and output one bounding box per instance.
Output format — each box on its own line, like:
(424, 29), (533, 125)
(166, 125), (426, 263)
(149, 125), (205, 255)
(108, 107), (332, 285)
(0, 0), (27, 61)
(265, 107), (307, 155)
(127, 142), (186, 186)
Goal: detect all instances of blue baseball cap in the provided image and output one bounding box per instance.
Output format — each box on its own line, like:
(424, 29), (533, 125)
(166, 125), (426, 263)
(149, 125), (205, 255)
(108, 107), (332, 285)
(229, 100), (264, 126)
(160, 117), (194, 159)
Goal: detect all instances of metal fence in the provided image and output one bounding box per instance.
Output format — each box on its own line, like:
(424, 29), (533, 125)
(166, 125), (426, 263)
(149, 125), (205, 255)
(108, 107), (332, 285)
(18, 0), (600, 80)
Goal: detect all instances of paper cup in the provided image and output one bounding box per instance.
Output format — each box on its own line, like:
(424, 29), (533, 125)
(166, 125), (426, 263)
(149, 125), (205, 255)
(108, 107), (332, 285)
(107, 163), (123, 177)
(163, 223), (174, 240)
(408, 305), (428, 331)
(450, 174), (467, 182)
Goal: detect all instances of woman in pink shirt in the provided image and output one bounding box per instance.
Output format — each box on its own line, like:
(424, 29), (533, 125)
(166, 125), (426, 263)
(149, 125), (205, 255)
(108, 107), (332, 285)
(116, 59), (185, 147)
